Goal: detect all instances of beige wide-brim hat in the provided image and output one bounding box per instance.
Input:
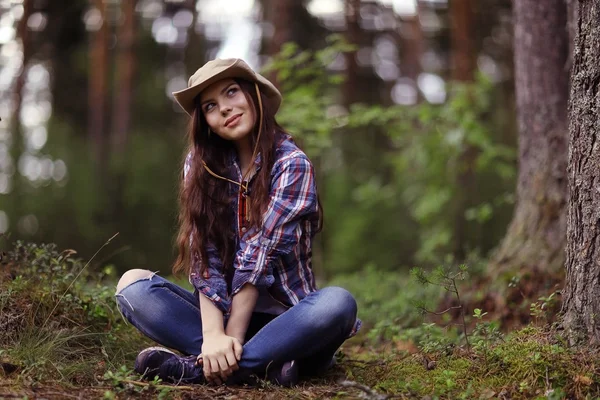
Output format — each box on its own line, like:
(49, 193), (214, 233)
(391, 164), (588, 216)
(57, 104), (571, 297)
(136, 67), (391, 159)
(172, 58), (282, 117)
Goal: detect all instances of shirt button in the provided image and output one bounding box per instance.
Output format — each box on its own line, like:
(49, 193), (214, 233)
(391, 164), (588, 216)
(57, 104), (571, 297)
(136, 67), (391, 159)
(241, 227), (247, 232)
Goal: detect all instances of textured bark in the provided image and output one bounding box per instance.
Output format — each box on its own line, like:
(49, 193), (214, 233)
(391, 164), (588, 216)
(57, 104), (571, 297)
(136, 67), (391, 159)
(111, 0), (137, 153)
(561, 0), (600, 345)
(88, 0), (109, 166)
(488, 0), (569, 276)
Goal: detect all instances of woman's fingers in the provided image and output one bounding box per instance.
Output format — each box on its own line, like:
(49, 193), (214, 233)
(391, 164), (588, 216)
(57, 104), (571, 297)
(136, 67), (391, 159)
(233, 338), (243, 361)
(225, 351), (239, 372)
(216, 355), (231, 380)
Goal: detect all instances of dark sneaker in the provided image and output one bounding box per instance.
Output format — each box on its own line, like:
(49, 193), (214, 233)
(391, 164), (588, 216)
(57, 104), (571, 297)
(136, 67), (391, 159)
(134, 347), (204, 385)
(268, 360), (299, 387)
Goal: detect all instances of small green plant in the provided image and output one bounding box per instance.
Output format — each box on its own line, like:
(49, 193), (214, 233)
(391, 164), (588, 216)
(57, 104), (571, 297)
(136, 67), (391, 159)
(471, 308), (503, 364)
(530, 292), (559, 325)
(411, 264), (471, 350)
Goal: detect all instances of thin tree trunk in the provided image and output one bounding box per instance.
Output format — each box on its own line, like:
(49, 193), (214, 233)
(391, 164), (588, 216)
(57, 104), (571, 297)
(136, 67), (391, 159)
(268, 0), (293, 56)
(111, 0), (137, 153)
(450, 0), (477, 82)
(88, 0), (109, 166)
(11, 0), (33, 218)
(488, 0), (569, 276)
(398, 13), (423, 99)
(343, 0), (360, 107)
(561, 0), (600, 345)
(449, 0), (477, 260)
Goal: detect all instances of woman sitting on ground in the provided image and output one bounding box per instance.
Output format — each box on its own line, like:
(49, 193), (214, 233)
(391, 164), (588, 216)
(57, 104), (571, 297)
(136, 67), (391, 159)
(114, 58), (361, 386)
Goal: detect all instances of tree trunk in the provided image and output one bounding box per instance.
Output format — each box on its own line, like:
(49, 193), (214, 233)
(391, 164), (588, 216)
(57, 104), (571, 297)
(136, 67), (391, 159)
(343, 0), (360, 107)
(268, 0), (293, 56)
(450, 0), (477, 82)
(111, 0), (137, 153)
(88, 0), (109, 167)
(488, 0), (569, 277)
(449, 0), (477, 260)
(11, 0), (33, 217)
(561, 0), (600, 345)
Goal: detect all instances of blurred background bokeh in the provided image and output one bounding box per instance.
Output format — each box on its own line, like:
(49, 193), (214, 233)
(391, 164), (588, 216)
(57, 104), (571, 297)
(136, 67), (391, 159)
(0, 0), (518, 279)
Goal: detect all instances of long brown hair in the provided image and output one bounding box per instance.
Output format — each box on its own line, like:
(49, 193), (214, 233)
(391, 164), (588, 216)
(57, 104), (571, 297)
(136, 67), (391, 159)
(173, 79), (318, 277)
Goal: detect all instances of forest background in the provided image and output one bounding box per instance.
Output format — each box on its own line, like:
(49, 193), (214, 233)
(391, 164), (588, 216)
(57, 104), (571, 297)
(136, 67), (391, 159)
(2, 0), (597, 399)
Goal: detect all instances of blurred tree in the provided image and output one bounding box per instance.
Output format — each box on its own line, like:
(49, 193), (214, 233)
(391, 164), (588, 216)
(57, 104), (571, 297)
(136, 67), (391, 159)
(450, 0), (476, 82)
(398, 12), (423, 100)
(449, 0), (477, 260)
(45, 0), (88, 131)
(111, 0), (138, 153)
(343, 0), (360, 105)
(88, 0), (109, 168)
(561, 0), (600, 345)
(488, 0), (569, 276)
(10, 0), (33, 217)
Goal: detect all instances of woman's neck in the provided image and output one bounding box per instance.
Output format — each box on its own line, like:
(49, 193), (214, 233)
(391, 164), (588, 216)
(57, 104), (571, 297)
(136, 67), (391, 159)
(234, 137), (254, 178)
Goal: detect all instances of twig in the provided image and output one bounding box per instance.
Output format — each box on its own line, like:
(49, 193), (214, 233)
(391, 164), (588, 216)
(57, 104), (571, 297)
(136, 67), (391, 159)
(339, 380), (391, 399)
(41, 233), (119, 329)
(418, 305), (462, 316)
(40, 392), (80, 399)
(453, 278), (470, 350)
(120, 379), (195, 390)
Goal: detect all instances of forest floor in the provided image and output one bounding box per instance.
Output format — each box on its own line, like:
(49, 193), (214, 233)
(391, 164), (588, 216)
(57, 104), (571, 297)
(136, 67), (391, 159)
(2, 242), (600, 399)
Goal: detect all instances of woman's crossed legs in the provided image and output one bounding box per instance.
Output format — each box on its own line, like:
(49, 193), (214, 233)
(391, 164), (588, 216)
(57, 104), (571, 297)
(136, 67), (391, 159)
(114, 269), (358, 384)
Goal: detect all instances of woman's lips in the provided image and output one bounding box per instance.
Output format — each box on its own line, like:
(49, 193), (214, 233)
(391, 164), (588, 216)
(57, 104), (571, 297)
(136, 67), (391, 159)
(225, 113), (242, 127)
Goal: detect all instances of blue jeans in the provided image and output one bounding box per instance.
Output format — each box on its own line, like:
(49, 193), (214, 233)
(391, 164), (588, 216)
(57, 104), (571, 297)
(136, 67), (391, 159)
(115, 273), (358, 379)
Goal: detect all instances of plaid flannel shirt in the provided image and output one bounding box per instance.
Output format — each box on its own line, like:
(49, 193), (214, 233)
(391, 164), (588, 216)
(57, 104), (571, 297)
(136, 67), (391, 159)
(186, 135), (361, 337)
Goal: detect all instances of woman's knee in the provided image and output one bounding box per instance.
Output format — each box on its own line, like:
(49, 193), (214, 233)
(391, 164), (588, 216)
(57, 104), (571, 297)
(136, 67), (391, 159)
(116, 269), (155, 294)
(310, 287), (357, 328)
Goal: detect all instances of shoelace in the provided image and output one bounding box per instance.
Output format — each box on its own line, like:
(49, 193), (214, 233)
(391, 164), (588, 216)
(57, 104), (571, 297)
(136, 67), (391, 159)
(163, 355), (201, 386)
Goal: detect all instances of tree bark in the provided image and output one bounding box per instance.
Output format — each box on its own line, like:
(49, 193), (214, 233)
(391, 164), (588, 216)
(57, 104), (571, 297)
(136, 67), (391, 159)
(561, 0), (600, 345)
(88, 0), (109, 167)
(111, 0), (137, 153)
(488, 0), (569, 276)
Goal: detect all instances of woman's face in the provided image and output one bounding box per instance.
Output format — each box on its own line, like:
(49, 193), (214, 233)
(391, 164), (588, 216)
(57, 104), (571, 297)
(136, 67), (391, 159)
(199, 79), (256, 143)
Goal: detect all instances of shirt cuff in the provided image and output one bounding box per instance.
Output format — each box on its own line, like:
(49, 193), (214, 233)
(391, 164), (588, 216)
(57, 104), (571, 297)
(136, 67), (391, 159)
(189, 272), (231, 315)
(231, 246), (275, 295)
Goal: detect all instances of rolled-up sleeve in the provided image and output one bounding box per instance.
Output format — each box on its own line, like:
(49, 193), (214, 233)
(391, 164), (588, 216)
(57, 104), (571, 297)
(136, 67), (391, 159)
(231, 154), (319, 295)
(184, 151), (231, 314)
(189, 250), (231, 314)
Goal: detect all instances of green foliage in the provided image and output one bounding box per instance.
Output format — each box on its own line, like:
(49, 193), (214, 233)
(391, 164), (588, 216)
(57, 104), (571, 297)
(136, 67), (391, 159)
(327, 264), (442, 341)
(349, 73), (516, 265)
(263, 35), (355, 158)
(0, 241), (151, 385)
(265, 38), (516, 273)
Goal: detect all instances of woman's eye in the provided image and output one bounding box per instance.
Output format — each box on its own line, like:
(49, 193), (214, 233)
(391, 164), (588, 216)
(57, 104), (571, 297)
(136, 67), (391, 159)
(204, 103), (215, 112)
(227, 87), (238, 96)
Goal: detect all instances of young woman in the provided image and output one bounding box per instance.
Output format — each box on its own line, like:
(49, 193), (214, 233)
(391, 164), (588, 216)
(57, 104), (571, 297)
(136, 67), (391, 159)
(115, 58), (360, 387)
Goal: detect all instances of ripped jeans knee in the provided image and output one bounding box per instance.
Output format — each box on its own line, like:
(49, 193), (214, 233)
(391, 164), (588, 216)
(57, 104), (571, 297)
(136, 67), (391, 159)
(115, 269), (158, 316)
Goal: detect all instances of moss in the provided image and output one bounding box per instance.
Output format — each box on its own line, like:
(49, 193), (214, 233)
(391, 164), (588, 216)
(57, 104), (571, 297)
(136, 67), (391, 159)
(348, 327), (600, 399)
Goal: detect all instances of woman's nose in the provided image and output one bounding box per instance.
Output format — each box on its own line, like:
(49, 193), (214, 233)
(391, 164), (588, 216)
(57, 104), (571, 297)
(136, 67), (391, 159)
(220, 103), (232, 115)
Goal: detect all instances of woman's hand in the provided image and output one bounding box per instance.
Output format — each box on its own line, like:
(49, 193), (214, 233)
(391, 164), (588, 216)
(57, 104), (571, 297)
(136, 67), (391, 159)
(198, 333), (243, 385)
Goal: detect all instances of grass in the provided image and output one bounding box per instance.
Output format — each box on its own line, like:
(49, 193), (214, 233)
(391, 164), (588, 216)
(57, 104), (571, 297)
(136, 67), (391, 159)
(2, 241), (600, 399)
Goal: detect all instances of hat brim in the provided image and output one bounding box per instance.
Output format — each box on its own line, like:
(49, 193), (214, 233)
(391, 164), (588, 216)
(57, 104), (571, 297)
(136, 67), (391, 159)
(172, 59), (282, 117)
